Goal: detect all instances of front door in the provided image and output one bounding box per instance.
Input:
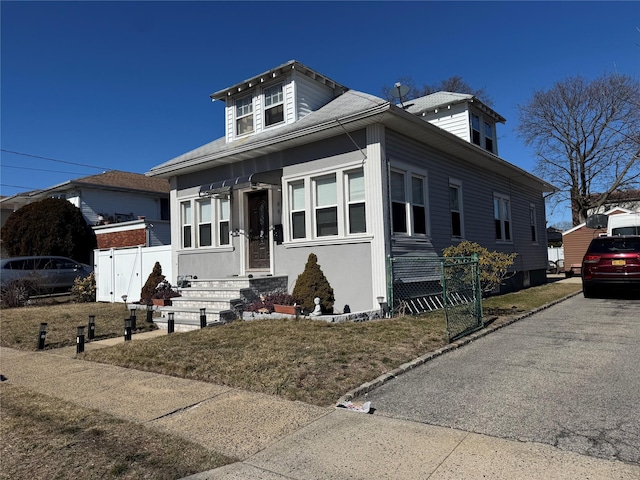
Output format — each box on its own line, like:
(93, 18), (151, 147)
(248, 191), (270, 269)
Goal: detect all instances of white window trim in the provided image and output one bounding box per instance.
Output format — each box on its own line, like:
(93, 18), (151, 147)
(449, 178), (465, 240)
(493, 192), (512, 243)
(179, 197), (233, 251)
(197, 198), (212, 248)
(235, 94), (254, 137)
(390, 166), (430, 238)
(282, 163), (371, 245)
(263, 82), (285, 129)
(181, 200), (193, 249)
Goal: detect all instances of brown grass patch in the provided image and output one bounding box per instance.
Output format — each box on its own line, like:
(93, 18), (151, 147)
(0, 383), (236, 480)
(83, 315), (447, 407)
(0, 302), (156, 350)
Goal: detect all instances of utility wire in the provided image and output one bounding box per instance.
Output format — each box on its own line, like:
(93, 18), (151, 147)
(1, 149), (110, 171)
(1, 164), (89, 175)
(1, 183), (37, 190)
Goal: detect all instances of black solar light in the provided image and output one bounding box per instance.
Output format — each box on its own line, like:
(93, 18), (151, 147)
(168, 312), (175, 334)
(88, 315), (96, 340)
(37, 323), (48, 350)
(76, 326), (85, 354)
(200, 308), (206, 329)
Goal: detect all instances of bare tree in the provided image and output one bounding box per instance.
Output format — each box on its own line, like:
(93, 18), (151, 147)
(517, 73), (640, 225)
(381, 76), (492, 105)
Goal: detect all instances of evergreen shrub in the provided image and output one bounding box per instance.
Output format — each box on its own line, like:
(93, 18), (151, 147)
(292, 253), (335, 314)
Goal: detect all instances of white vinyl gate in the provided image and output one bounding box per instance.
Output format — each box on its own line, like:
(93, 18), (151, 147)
(95, 245), (172, 303)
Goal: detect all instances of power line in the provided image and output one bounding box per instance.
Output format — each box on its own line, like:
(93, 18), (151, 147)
(1, 149), (110, 171)
(1, 164), (89, 176)
(1, 183), (37, 190)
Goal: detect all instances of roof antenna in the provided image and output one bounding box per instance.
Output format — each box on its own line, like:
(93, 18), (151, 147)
(390, 82), (409, 109)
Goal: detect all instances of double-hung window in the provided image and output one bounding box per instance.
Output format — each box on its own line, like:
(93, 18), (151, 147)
(391, 170), (427, 236)
(484, 121), (494, 153)
(236, 95), (253, 136)
(181, 201), (192, 248)
(290, 181), (306, 239)
(181, 198), (231, 249)
(449, 180), (463, 238)
(315, 175), (338, 237)
(347, 170), (366, 234)
(471, 114), (481, 146)
(219, 198), (230, 245)
(198, 199), (212, 247)
(412, 176), (426, 235)
(391, 171), (408, 233)
(529, 203), (538, 243)
(285, 167), (367, 241)
(264, 83), (284, 127)
(494, 193), (512, 241)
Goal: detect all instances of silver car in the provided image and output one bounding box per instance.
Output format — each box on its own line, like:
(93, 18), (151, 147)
(0, 256), (93, 292)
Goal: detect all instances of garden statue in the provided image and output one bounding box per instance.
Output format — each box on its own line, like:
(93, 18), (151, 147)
(310, 297), (322, 316)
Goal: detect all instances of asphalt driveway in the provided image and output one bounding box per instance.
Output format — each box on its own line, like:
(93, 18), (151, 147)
(359, 293), (640, 465)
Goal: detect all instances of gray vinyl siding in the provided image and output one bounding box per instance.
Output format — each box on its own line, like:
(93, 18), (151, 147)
(79, 188), (164, 225)
(385, 130), (547, 274)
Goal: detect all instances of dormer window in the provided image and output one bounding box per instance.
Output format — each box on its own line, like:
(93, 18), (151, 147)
(470, 113), (496, 153)
(236, 95), (254, 136)
(484, 121), (494, 153)
(471, 114), (481, 146)
(264, 83), (284, 127)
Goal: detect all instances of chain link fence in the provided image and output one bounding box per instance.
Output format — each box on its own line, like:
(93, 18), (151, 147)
(387, 255), (483, 342)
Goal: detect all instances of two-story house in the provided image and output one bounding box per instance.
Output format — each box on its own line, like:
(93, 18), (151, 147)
(148, 60), (554, 317)
(1, 170), (171, 249)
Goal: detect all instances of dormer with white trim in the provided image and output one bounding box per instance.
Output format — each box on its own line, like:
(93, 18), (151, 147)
(403, 92), (506, 156)
(210, 60), (347, 144)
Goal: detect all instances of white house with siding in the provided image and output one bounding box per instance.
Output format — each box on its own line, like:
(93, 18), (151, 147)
(148, 60), (554, 321)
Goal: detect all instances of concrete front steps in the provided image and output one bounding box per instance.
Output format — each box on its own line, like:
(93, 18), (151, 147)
(154, 275), (288, 332)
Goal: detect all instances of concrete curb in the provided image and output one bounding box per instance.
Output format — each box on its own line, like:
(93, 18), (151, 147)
(336, 288), (584, 405)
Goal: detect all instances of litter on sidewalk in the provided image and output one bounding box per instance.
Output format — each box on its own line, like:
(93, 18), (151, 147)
(337, 401), (371, 413)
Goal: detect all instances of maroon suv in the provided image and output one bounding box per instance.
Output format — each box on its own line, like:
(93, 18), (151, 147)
(581, 236), (640, 298)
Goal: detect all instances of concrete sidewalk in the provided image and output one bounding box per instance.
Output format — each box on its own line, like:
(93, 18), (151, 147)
(3, 278), (638, 479)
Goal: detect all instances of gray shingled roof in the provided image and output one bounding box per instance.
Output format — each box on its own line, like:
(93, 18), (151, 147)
(148, 90), (387, 173)
(402, 92), (474, 114)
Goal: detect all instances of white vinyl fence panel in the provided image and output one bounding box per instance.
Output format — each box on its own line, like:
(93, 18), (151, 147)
(547, 246), (564, 263)
(95, 246), (172, 303)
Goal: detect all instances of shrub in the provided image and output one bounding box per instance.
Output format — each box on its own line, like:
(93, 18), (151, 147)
(1, 197), (96, 264)
(151, 280), (181, 301)
(71, 272), (96, 303)
(246, 292), (295, 313)
(1, 279), (41, 308)
(442, 240), (517, 295)
(292, 253), (335, 314)
(140, 262), (166, 304)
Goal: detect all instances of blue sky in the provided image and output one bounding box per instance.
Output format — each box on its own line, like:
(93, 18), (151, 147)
(2, 1), (638, 226)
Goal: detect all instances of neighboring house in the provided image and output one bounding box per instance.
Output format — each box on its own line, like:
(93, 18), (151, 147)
(561, 207), (633, 276)
(0, 170), (171, 249)
(148, 60), (554, 315)
(587, 190), (640, 216)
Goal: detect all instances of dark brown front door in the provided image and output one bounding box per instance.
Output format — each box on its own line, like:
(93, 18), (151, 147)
(248, 191), (270, 269)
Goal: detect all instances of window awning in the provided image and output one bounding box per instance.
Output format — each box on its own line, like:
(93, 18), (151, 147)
(199, 169), (282, 197)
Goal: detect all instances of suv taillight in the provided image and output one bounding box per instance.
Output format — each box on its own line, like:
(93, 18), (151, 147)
(583, 255), (601, 264)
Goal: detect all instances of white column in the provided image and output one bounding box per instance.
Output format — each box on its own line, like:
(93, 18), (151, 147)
(365, 124), (391, 309)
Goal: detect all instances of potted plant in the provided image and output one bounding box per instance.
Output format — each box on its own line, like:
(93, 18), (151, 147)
(151, 279), (181, 306)
(246, 292), (297, 315)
